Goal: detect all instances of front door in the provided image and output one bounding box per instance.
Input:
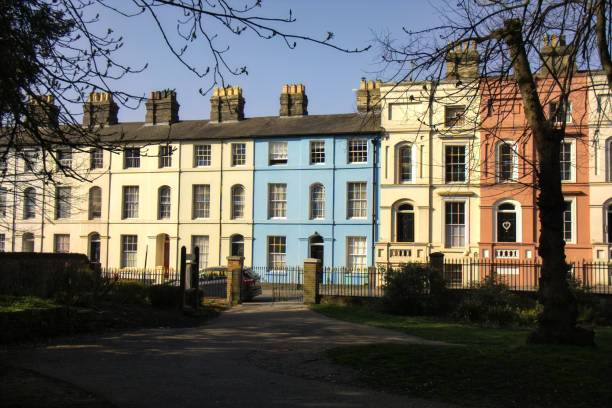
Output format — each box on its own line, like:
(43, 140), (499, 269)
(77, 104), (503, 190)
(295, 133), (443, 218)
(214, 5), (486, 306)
(163, 236), (170, 271)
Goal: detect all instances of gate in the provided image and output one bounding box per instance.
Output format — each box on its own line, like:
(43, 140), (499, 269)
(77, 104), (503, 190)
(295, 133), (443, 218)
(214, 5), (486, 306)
(251, 266), (304, 302)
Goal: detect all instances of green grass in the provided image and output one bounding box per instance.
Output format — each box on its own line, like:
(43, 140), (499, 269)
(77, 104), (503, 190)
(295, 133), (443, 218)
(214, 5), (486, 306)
(313, 304), (612, 408)
(0, 296), (59, 313)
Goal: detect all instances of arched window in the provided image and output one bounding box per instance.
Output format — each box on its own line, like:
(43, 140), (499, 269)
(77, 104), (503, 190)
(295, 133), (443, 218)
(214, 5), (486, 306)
(496, 202), (519, 242)
(310, 183), (325, 219)
(398, 145), (413, 183)
(89, 233), (101, 262)
(22, 232), (34, 252)
(23, 187), (36, 219)
(496, 141), (517, 182)
(230, 234), (244, 257)
(606, 202), (612, 244)
(158, 186), (171, 219)
(88, 187), (102, 220)
(231, 185), (245, 219)
(396, 203), (415, 242)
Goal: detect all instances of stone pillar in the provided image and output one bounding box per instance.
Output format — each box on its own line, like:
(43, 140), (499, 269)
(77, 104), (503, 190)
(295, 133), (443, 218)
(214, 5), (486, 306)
(429, 252), (445, 276)
(226, 256), (244, 305)
(303, 258), (321, 305)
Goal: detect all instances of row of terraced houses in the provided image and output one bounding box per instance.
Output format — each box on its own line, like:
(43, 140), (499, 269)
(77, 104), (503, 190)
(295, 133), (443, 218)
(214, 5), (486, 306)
(1, 37), (611, 274)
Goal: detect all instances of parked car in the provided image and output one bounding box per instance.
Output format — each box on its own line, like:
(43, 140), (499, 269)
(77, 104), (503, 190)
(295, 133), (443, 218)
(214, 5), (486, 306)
(198, 267), (262, 301)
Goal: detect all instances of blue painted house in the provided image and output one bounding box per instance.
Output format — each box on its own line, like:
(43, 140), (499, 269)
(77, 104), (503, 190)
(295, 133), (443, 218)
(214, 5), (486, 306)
(251, 113), (380, 270)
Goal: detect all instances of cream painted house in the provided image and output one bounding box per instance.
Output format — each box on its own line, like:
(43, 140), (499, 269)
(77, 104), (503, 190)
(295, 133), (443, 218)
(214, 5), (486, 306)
(375, 43), (482, 266)
(589, 72), (612, 262)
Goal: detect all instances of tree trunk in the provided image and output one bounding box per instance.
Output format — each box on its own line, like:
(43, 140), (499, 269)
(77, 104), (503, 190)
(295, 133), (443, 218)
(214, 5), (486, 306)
(499, 19), (594, 345)
(529, 134), (592, 345)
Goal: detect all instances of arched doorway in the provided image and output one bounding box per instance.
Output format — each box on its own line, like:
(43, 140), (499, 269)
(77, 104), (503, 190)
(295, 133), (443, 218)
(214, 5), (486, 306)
(496, 202), (517, 242)
(396, 203), (415, 242)
(230, 234), (244, 257)
(155, 234), (170, 271)
(309, 234), (324, 265)
(89, 233), (101, 262)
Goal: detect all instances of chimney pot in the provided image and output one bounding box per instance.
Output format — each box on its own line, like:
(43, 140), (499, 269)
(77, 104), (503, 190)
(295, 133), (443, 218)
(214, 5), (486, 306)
(28, 94), (59, 127)
(356, 79), (381, 113)
(145, 89), (179, 125)
(445, 41), (480, 80)
(210, 85), (245, 122)
(83, 91), (118, 126)
(279, 83), (308, 117)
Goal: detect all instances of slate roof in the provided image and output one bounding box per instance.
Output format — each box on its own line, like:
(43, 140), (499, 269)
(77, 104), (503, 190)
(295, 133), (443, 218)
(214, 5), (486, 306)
(98, 113), (381, 143)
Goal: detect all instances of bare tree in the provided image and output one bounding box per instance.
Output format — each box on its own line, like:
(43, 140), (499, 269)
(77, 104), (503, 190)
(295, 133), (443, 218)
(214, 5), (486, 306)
(1, 0), (369, 184)
(377, 0), (611, 345)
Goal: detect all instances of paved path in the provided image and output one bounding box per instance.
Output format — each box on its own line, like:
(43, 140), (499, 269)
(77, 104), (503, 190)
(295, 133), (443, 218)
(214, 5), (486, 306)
(6, 302), (455, 408)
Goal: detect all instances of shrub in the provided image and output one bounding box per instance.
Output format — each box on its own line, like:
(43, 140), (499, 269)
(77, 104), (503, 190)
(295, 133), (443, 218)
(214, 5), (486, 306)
(149, 285), (183, 308)
(453, 275), (523, 326)
(105, 281), (150, 305)
(382, 263), (447, 315)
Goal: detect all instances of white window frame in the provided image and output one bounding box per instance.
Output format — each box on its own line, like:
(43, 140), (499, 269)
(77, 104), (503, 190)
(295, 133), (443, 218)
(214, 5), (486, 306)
(268, 183), (287, 219)
(605, 137), (612, 182)
(23, 148), (39, 172)
(495, 141), (518, 182)
(191, 235), (209, 269)
(22, 233), (35, 252)
(158, 186), (171, 219)
(444, 144), (467, 184)
(396, 143), (415, 183)
(0, 188), (6, 217)
(120, 235), (138, 268)
(559, 139), (576, 182)
(310, 140), (325, 165)
(122, 186), (139, 219)
(124, 148), (141, 169)
(268, 141), (288, 165)
(549, 100), (573, 124)
(158, 145), (173, 168)
(563, 197), (576, 244)
(90, 148), (103, 169)
(231, 143), (246, 166)
(194, 144), (211, 167)
(53, 234), (70, 253)
(346, 236), (367, 270)
(267, 236), (287, 270)
(347, 182), (367, 219)
(0, 233), (5, 252)
(192, 184), (211, 219)
(348, 139), (368, 164)
(57, 148), (72, 169)
(231, 185), (245, 219)
(55, 187), (71, 219)
(309, 183), (325, 220)
(493, 200), (522, 243)
(444, 105), (466, 127)
(23, 187), (36, 219)
(444, 200), (468, 248)
(88, 187), (102, 220)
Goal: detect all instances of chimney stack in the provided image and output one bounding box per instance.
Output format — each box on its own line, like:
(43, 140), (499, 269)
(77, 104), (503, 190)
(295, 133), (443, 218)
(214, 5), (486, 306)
(280, 84), (308, 117)
(356, 79), (381, 113)
(445, 41), (479, 79)
(210, 86), (245, 122)
(145, 90), (179, 125)
(83, 92), (118, 127)
(539, 34), (575, 77)
(28, 95), (59, 127)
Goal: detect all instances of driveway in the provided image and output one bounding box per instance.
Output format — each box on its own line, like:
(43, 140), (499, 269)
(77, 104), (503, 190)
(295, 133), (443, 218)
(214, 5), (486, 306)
(5, 302), (455, 408)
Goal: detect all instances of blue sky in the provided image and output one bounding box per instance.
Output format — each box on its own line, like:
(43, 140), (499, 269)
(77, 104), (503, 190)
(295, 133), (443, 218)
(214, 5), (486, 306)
(99, 1), (442, 122)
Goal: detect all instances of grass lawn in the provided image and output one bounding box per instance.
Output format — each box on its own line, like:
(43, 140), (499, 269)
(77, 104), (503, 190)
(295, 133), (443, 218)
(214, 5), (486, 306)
(312, 304), (612, 408)
(0, 295), (59, 312)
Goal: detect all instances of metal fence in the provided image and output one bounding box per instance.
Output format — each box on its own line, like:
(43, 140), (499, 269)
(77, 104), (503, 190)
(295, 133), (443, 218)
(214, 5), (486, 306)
(252, 266), (303, 302)
(319, 267), (386, 297)
(199, 269), (228, 299)
(100, 267), (180, 286)
(317, 260), (612, 298)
